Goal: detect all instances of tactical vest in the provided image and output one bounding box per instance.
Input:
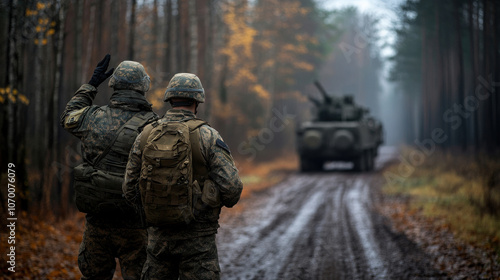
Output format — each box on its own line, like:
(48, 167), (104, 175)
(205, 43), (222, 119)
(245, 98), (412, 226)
(73, 107), (155, 216)
(138, 118), (218, 226)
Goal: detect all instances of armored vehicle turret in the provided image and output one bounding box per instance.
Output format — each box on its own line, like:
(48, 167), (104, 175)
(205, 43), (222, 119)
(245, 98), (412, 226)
(296, 81), (383, 172)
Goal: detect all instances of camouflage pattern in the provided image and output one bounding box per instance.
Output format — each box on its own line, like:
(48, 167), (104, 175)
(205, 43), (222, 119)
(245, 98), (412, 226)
(123, 108), (242, 277)
(61, 84), (157, 172)
(141, 233), (220, 280)
(108, 60), (151, 93)
(61, 82), (158, 278)
(164, 73), (205, 103)
(124, 109), (243, 222)
(78, 221), (147, 280)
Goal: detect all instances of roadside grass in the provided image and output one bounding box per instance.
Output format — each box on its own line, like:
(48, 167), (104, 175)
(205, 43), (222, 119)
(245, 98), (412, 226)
(235, 154), (298, 198)
(383, 147), (500, 253)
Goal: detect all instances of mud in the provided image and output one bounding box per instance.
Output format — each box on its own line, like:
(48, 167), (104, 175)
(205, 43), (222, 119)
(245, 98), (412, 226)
(217, 148), (446, 279)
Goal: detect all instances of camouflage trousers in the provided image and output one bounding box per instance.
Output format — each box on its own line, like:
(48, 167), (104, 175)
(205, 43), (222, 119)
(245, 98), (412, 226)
(78, 221), (147, 280)
(141, 231), (220, 280)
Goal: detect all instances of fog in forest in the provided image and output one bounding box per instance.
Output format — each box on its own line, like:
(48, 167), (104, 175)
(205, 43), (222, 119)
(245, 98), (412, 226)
(1, 0), (499, 215)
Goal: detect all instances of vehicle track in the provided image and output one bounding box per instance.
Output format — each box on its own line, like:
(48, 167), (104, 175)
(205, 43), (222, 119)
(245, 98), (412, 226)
(217, 148), (445, 279)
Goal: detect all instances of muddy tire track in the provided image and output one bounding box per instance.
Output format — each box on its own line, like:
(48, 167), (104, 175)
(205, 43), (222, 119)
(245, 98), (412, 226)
(217, 148), (444, 279)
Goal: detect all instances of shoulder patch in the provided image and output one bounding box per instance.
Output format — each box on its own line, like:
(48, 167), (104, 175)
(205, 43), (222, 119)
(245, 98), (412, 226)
(216, 138), (231, 155)
(64, 107), (88, 129)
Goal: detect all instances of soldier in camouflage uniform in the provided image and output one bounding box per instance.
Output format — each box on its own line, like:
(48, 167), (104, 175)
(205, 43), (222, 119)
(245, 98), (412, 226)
(61, 54), (158, 279)
(123, 73), (243, 280)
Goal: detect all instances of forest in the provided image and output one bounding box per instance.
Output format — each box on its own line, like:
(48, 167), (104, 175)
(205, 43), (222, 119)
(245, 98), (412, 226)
(391, 0), (500, 150)
(0, 0), (379, 216)
(0, 0), (499, 217)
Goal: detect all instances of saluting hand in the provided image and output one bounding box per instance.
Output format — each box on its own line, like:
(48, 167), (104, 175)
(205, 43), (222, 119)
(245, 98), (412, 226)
(88, 54), (115, 88)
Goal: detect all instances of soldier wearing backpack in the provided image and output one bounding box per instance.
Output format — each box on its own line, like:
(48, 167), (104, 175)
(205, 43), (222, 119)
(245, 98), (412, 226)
(123, 73), (243, 279)
(61, 54), (157, 279)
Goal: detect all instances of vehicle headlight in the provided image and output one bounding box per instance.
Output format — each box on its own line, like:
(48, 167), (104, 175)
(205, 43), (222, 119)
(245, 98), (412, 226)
(332, 129), (354, 150)
(303, 130), (322, 150)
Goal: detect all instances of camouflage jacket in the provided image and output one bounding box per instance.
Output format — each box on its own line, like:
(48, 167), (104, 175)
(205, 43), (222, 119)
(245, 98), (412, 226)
(60, 84), (158, 226)
(123, 109), (243, 239)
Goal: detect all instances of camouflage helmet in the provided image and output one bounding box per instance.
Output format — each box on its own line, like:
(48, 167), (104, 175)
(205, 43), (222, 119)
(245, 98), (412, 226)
(108, 60), (150, 93)
(164, 73), (205, 103)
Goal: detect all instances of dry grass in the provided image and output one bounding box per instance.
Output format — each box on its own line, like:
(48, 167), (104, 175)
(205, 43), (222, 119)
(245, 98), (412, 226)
(383, 147), (500, 252)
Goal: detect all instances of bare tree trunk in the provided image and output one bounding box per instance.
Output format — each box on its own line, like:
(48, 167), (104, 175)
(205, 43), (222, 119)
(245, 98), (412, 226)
(189, 0), (198, 73)
(163, 0), (172, 75)
(54, 0), (68, 216)
(128, 0), (137, 60)
(82, 1), (96, 82)
(196, 0), (209, 119)
(0, 0), (13, 213)
(176, 2), (182, 71)
(473, 0), (481, 148)
(421, 27), (429, 139)
(7, 0), (28, 210)
(42, 9), (55, 214)
(110, 0), (119, 63)
(74, 0), (83, 85)
(482, 0), (492, 150)
(150, 0), (159, 71)
(494, 0), (500, 150)
(196, 0), (206, 80)
(468, 0), (478, 149)
(203, 0), (215, 121)
(118, 1), (129, 58)
(33, 26), (43, 186)
(454, 2), (466, 150)
(96, 0), (103, 51)
(179, 0), (189, 70)
(5, 0), (15, 164)
(434, 5), (444, 146)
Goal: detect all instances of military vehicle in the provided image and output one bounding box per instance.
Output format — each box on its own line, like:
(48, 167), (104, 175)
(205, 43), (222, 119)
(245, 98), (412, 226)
(296, 81), (383, 172)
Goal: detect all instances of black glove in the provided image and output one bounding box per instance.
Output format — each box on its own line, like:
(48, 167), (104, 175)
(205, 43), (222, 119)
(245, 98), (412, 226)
(88, 54), (114, 87)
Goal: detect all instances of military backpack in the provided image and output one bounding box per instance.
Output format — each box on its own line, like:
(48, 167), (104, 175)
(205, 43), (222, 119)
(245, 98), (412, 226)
(73, 107), (155, 216)
(138, 118), (210, 226)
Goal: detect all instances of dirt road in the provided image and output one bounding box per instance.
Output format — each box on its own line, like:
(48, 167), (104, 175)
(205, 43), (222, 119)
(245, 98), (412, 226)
(216, 148), (445, 279)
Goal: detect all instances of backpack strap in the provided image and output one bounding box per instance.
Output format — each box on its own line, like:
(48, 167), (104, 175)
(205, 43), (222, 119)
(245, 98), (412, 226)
(93, 109), (155, 172)
(111, 111), (156, 158)
(139, 121), (157, 152)
(186, 119), (209, 181)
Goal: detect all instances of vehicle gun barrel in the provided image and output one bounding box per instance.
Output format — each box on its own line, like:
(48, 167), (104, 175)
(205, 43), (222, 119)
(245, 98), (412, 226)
(314, 80), (333, 104)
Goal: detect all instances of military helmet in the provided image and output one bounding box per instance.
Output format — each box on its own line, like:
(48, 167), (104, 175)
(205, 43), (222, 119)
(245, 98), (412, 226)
(108, 60), (150, 93)
(164, 73), (205, 103)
